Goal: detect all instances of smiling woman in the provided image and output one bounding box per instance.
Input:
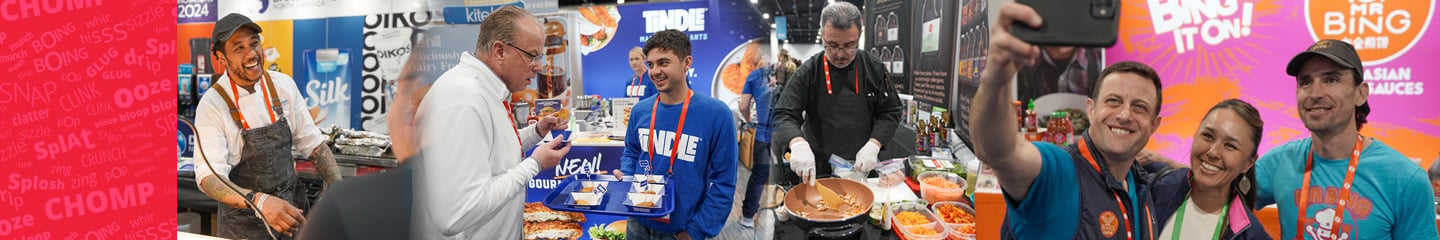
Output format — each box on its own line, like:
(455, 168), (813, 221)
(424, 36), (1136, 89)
(1148, 98), (1271, 240)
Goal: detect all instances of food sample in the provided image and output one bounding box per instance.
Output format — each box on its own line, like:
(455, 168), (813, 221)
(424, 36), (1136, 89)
(953, 223), (976, 234)
(936, 204), (974, 224)
(523, 202), (586, 223)
(895, 211), (931, 226)
(908, 226), (939, 236)
(575, 199), (591, 205)
(637, 201), (656, 208)
(921, 176), (966, 202)
(642, 190), (656, 194)
(523, 221), (583, 240)
(580, 187), (595, 192)
(922, 176), (961, 189)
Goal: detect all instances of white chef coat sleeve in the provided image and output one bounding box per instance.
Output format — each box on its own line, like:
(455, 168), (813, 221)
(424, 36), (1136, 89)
(519, 124), (543, 149)
(193, 93), (237, 192)
(421, 103), (541, 236)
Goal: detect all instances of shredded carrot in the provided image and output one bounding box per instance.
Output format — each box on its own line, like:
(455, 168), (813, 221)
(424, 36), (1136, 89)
(896, 211), (931, 226)
(936, 205), (975, 224)
(922, 176), (960, 189)
(954, 224), (976, 234)
(909, 226), (938, 236)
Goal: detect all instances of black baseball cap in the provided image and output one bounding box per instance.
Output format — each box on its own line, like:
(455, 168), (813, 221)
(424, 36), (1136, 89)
(1285, 39), (1363, 83)
(212, 13), (263, 50)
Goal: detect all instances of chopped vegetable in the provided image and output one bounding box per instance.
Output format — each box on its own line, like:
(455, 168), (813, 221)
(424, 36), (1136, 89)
(908, 226), (939, 236)
(936, 204), (975, 224)
(895, 211), (931, 226)
(922, 177), (960, 189)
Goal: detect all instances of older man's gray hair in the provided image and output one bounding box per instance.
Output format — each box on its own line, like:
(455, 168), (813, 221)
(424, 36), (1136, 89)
(474, 6), (538, 54)
(820, 1), (862, 31)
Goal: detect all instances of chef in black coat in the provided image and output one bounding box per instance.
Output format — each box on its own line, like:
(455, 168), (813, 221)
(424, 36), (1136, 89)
(773, 1), (903, 184)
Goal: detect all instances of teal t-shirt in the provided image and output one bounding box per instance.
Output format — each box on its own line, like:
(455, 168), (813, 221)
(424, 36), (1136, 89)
(1254, 138), (1439, 240)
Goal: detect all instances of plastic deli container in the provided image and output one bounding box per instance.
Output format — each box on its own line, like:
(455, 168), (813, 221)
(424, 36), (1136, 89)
(930, 201), (977, 239)
(917, 171), (967, 203)
(888, 202), (949, 240)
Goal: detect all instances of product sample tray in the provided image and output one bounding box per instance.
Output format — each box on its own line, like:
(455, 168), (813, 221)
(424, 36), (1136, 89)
(541, 174), (676, 218)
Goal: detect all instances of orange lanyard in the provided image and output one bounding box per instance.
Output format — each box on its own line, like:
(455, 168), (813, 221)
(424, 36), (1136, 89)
(1295, 135), (1364, 240)
(228, 76), (277, 130)
(822, 56), (859, 94)
(1077, 139), (1152, 240)
(645, 91), (692, 175)
(502, 101), (524, 159)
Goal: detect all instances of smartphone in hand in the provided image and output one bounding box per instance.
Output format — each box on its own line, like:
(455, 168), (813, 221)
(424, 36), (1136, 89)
(1011, 0), (1121, 47)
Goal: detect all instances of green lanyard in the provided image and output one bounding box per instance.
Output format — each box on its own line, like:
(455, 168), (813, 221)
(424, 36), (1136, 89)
(1171, 196), (1229, 240)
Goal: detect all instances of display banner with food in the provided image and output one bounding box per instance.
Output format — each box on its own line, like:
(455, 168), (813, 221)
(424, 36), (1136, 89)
(579, 1), (769, 102)
(1105, 0), (1439, 163)
(524, 145), (630, 240)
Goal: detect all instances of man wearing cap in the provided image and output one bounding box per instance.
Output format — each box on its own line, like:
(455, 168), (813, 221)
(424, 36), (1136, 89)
(194, 13), (343, 239)
(1252, 39), (1439, 239)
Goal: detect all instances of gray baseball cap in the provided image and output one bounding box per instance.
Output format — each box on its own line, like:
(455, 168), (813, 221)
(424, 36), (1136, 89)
(211, 13), (263, 50)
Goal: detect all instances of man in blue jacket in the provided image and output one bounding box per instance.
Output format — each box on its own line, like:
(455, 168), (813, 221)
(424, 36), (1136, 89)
(614, 29), (738, 240)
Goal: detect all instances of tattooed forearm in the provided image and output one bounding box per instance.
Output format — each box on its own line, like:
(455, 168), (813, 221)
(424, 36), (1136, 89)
(200, 175), (255, 209)
(310, 144), (343, 184)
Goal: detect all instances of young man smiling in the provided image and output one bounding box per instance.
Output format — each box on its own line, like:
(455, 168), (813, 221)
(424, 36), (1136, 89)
(614, 29), (737, 240)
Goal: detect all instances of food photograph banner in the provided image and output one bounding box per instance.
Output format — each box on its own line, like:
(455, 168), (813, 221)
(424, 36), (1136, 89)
(1107, 0), (1438, 164)
(579, 0), (770, 108)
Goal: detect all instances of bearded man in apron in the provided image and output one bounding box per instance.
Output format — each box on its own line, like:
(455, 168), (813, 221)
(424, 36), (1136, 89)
(194, 13), (343, 240)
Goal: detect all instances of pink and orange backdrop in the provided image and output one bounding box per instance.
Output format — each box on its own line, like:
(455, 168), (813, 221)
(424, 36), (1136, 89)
(1106, 0), (1438, 166)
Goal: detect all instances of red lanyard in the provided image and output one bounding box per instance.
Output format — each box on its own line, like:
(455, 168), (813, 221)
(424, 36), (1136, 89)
(228, 75), (277, 130)
(1077, 139), (1152, 240)
(628, 75), (643, 97)
(1295, 135), (1364, 240)
(822, 56), (859, 94)
(646, 91), (692, 175)
(502, 101), (524, 159)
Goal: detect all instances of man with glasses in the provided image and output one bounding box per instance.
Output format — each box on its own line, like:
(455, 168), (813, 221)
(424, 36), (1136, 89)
(774, 1), (902, 184)
(415, 6), (572, 239)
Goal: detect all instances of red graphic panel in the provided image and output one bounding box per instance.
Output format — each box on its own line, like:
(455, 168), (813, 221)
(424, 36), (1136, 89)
(1, 1), (179, 239)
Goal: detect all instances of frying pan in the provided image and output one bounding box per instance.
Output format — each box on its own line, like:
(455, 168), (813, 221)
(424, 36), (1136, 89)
(784, 178), (875, 227)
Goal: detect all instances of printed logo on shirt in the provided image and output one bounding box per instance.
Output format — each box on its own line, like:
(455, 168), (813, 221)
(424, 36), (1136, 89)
(635, 128), (701, 162)
(1099, 210), (1119, 238)
(1294, 186), (1373, 240)
(1303, 208), (1355, 240)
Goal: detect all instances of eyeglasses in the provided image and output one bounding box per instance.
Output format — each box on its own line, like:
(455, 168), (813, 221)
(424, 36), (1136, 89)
(504, 42), (545, 66)
(822, 41), (858, 53)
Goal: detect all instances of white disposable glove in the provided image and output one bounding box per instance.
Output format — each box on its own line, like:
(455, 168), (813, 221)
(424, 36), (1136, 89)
(855, 140), (881, 173)
(788, 140), (816, 185)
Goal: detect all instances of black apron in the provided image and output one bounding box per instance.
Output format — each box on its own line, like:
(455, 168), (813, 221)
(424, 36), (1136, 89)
(804, 60), (874, 177)
(212, 74), (308, 240)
